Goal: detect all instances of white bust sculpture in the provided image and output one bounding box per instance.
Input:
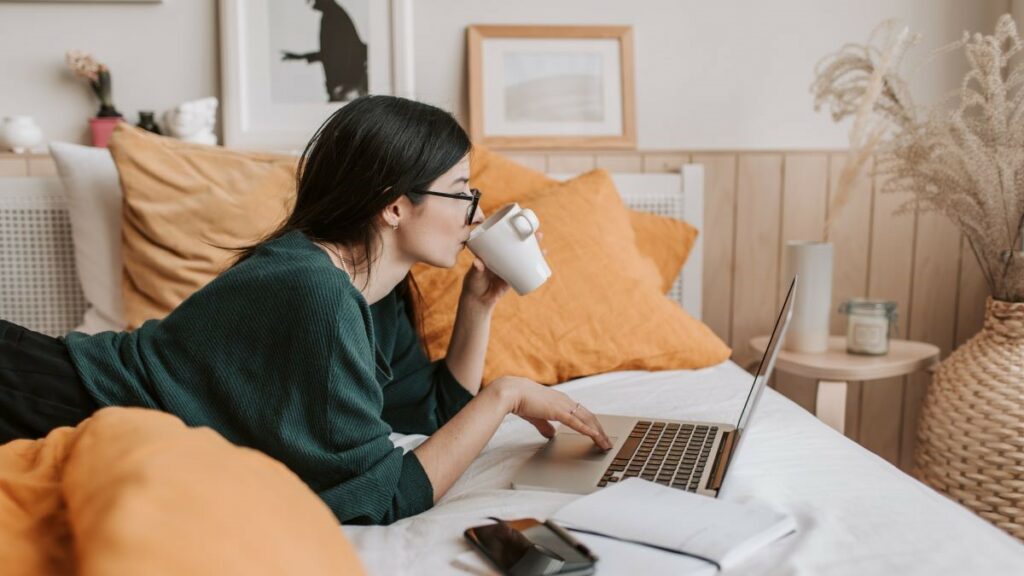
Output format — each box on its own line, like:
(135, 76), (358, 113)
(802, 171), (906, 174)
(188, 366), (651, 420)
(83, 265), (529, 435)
(163, 97), (218, 145)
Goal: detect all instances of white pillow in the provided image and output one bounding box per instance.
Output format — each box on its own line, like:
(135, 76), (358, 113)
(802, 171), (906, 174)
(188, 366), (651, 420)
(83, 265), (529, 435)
(49, 142), (125, 333)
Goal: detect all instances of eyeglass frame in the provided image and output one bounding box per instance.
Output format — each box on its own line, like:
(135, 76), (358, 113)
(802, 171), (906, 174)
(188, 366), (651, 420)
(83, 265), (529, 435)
(410, 188), (481, 225)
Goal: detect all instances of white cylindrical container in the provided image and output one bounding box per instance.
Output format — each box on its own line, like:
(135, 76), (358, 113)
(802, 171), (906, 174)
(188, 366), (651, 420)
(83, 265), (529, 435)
(0, 116), (44, 153)
(783, 241), (833, 353)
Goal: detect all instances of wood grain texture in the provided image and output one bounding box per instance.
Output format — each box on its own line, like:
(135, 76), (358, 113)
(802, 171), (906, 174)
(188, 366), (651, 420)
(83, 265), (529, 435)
(901, 211), (961, 472)
(693, 154), (737, 344)
(642, 153), (689, 174)
(731, 154), (783, 367)
(596, 154), (643, 172)
(859, 171), (917, 464)
(774, 153), (829, 413)
(546, 154), (597, 174)
(27, 155), (58, 177)
(827, 153), (873, 336)
(0, 155), (28, 177)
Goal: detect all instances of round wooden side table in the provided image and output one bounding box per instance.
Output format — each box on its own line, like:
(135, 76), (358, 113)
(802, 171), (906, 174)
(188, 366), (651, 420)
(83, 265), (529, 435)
(748, 335), (940, 434)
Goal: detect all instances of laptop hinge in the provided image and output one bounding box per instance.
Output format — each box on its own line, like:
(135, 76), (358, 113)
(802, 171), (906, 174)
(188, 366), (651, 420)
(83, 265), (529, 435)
(708, 430), (739, 491)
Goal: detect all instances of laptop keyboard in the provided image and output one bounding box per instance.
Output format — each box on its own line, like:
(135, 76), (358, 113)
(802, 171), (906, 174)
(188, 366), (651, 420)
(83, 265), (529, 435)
(598, 420), (718, 492)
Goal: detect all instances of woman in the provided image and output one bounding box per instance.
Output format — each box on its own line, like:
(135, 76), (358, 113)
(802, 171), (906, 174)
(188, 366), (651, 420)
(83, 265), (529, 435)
(0, 95), (610, 525)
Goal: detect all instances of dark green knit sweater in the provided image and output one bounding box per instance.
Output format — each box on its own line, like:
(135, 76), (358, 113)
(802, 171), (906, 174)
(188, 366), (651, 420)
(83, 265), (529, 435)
(64, 230), (474, 525)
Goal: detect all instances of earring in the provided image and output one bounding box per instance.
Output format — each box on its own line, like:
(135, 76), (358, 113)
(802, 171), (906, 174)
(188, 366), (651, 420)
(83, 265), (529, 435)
(392, 223), (399, 230)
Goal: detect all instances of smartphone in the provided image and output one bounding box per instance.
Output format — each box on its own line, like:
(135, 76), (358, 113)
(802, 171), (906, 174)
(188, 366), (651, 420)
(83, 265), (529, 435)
(464, 518), (597, 576)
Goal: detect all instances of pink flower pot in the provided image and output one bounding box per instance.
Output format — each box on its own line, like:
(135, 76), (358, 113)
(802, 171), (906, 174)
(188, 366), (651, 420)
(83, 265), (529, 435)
(89, 116), (122, 148)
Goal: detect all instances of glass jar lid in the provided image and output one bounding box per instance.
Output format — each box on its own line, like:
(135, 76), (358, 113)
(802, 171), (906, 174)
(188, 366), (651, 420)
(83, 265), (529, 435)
(838, 298), (897, 316)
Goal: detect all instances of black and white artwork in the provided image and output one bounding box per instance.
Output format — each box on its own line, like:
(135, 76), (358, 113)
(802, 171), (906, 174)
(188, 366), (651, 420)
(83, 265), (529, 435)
(220, 0), (409, 151)
(270, 0), (370, 103)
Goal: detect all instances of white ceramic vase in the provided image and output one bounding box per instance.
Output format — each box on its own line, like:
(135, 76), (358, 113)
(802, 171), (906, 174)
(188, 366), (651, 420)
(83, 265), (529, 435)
(0, 116), (44, 153)
(783, 241), (833, 353)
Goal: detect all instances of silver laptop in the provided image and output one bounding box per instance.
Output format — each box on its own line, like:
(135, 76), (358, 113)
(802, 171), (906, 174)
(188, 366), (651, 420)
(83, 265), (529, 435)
(512, 276), (797, 497)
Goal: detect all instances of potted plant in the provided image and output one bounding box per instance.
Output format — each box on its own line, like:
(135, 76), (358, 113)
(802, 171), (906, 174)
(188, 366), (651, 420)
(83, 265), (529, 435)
(812, 15), (1024, 541)
(65, 49), (123, 148)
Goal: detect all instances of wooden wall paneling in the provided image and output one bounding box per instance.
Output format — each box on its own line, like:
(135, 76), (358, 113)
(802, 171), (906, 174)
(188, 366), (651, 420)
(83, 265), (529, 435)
(0, 155), (28, 177)
(546, 154), (596, 174)
(955, 235), (988, 348)
(901, 211), (962, 472)
(860, 171), (917, 464)
(827, 153), (873, 335)
(825, 154), (874, 441)
(731, 154), (783, 367)
(596, 154), (643, 172)
(503, 154), (548, 173)
(693, 154), (738, 345)
(773, 153), (829, 412)
(27, 155), (58, 177)
(642, 153), (688, 173)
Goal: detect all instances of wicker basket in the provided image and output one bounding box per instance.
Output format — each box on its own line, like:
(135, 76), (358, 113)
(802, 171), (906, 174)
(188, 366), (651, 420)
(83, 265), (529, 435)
(915, 297), (1024, 541)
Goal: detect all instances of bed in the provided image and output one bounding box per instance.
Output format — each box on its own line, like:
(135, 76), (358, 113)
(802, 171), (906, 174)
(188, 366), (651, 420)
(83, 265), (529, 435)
(342, 168), (1024, 574)
(347, 365), (1024, 574)
(2, 165), (1022, 574)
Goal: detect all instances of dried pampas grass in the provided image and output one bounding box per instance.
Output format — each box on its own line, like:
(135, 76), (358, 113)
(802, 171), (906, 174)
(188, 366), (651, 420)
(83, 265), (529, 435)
(813, 14), (1024, 302)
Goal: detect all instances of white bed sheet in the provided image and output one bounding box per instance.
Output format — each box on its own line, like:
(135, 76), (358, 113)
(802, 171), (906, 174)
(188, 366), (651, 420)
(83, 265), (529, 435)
(344, 361), (1024, 575)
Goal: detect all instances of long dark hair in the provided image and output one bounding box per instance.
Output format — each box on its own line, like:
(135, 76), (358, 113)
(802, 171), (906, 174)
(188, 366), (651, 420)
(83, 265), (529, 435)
(234, 95), (471, 331)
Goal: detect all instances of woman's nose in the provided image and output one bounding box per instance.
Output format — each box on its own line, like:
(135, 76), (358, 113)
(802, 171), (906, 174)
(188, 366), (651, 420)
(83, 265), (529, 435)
(471, 207), (485, 226)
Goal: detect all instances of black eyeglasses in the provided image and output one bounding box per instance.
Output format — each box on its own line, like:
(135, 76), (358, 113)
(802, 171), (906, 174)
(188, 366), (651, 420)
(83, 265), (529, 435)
(411, 188), (481, 225)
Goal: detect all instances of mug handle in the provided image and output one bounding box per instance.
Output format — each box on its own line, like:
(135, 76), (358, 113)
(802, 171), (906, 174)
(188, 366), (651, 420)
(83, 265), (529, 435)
(511, 209), (540, 239)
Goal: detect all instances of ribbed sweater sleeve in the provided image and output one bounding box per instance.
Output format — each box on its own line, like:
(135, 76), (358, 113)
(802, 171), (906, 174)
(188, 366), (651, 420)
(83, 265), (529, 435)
(378, 295), (475, 435)
(301, 278), (435, 525)
(64, 231), (438, 525)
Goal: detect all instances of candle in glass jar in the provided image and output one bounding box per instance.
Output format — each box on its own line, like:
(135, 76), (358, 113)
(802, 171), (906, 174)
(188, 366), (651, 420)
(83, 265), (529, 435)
(838, 299), (897, 355)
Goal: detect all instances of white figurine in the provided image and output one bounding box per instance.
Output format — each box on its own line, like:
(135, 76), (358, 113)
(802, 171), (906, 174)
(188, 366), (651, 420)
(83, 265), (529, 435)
(162, 97), (218, 145)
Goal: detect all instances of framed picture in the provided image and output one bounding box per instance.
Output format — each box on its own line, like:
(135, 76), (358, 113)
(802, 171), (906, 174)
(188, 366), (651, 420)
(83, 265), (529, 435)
(220, 0), (415, 152)
(467, 25), (636, 150)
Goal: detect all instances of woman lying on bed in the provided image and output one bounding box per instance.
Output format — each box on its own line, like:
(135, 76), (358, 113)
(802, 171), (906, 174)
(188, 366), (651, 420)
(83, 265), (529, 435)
(0, 95), (611, 525)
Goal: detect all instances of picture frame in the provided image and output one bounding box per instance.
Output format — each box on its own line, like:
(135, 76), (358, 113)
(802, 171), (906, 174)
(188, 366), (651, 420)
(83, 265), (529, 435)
(467, 25), (636, 150)
(219, 0), (415, 153)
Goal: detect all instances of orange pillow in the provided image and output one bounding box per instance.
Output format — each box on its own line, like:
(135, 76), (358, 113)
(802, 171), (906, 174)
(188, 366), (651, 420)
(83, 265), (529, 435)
(631, 210), (699, 293)
(470, 146), (698, 293)
(108, 124), (297, 328)
(0, 407), (365, 576)
(411, 169), (731, 385)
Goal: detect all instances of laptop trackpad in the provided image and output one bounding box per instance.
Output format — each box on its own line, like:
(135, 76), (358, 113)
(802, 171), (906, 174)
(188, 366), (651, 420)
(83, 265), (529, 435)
(547, 434), (617, 462)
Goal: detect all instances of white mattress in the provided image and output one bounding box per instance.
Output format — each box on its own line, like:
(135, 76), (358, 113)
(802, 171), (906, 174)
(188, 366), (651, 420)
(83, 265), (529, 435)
(344, 361), (1024, 575)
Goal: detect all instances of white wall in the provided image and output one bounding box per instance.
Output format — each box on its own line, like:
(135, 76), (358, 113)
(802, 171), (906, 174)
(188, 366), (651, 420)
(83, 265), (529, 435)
(414, 0), (1010, 150)
(0, 0), (1011, 149)
(0, 0), (218, 145)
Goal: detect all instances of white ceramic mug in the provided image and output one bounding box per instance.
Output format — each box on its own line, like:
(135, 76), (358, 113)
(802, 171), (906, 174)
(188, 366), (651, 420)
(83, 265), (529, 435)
(466, 203), (552, 295)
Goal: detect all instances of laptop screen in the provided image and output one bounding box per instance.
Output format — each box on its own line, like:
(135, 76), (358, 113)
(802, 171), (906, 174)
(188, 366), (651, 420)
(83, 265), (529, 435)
(734, 276), (797, 433)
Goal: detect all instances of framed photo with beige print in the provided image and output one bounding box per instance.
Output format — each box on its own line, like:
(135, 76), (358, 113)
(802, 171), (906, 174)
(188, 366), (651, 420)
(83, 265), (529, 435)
(467, 25), (636, 150)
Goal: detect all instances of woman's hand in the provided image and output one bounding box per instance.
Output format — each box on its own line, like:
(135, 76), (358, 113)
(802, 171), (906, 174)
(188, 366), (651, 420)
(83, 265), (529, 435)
(459, 232), (545, 311)
(459, 257), (511, 310)
(487, 376), (613, 451)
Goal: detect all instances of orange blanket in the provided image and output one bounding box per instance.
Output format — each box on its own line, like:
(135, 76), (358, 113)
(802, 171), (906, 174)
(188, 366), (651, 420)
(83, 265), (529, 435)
(0, 407), (364, 575)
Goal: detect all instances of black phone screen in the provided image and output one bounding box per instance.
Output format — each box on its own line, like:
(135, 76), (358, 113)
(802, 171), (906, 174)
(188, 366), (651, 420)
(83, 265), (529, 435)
(465, 518), (596, 576)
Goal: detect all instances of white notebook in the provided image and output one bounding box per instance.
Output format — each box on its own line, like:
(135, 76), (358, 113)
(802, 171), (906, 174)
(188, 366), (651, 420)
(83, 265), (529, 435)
(551, 478), (797, 571)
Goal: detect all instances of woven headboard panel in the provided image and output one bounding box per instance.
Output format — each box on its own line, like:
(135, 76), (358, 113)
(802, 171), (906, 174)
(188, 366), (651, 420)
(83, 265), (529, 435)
(0, 177), (88, 336)
(548, 165), (704, 320)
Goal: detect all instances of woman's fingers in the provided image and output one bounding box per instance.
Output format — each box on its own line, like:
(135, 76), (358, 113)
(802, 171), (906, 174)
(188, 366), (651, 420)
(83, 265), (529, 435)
(526, 416), (556, 438)
(556, 409), (612, 451)
(574, 405), (611, 446)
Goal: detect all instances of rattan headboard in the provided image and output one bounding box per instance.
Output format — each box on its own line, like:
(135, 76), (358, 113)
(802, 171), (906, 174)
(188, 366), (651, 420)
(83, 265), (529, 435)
(0, 177), (88, 336)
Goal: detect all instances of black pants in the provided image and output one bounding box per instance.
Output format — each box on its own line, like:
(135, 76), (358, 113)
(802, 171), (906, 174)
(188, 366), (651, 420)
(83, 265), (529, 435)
(0, 320), (100, 444)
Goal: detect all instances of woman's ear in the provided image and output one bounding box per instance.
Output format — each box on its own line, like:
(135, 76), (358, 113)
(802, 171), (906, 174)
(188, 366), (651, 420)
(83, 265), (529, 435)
(381, 195), (412, 229)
